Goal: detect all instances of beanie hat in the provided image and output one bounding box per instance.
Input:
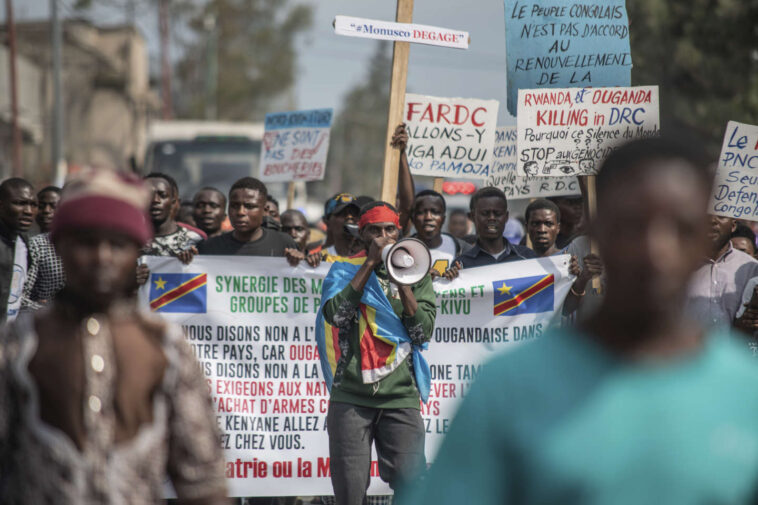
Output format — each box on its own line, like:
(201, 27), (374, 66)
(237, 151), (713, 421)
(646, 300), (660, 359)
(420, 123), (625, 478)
(50, 168), (152, 246)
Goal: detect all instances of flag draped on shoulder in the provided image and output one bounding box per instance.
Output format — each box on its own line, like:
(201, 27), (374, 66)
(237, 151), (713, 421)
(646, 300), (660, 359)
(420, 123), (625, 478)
(315, 255), (431, 403)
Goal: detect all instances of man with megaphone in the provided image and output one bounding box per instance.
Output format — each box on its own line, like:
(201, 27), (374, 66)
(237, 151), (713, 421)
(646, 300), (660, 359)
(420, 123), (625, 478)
(316, 201), (437, 505)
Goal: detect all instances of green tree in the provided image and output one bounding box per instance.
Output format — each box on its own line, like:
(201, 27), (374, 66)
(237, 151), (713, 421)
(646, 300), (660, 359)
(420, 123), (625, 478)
(175, 0), (312, 121)
(312, 41), (392, 200)
(628, 0), (758, 153)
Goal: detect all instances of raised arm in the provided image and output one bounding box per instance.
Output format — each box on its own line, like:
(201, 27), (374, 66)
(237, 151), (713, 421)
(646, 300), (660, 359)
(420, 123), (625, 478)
(392, 123), (415, 234)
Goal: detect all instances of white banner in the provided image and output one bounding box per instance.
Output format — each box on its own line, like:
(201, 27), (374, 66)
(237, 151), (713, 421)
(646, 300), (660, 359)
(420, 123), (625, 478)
(333, 15), (469, 49)
(404, 94), (499, 179)
(517, 86), (660, 176)
(487, 126), (580, 199)
(259, 108), (333, 182)
(710, 121), (758, 221)
(139, 255), (572, 497)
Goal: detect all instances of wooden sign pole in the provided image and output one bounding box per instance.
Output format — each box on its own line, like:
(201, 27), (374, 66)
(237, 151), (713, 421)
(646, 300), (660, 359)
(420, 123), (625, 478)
(379, 0), (414, 203)
(586, 175), (602, 292)
(287, 181), (296, 209)
(433, 177), (444, 193)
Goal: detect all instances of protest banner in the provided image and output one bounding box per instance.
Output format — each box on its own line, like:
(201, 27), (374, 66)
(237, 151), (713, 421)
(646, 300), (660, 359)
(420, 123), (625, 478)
(333, 15), (469, 50)
(259, 108), (333, 182)
(139, 255), (572, 497)
(487, 125), (580, 199)
(503, 0), (632, 115)
(516, 85), (660, 176)
(404, 93), (499, 179)
(710, 121), (758, 220)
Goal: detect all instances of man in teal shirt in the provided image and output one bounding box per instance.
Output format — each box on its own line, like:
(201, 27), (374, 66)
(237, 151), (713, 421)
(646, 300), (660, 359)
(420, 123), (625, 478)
(402, 137), (758, 505)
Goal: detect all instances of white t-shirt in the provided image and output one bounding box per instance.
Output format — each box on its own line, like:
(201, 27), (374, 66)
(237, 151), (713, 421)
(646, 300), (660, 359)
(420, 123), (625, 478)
(7, 236), (27, 321)
(430, 234), (458, 275)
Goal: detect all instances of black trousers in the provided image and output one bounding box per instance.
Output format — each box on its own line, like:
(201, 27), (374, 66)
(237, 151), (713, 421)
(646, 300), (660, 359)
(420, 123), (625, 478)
(326, 402), (426, 505)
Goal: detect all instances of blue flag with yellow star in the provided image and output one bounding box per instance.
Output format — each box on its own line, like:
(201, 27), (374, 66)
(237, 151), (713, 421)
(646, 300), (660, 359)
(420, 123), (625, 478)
(149, 273), (207, 313)
(493, 274), (554, 317)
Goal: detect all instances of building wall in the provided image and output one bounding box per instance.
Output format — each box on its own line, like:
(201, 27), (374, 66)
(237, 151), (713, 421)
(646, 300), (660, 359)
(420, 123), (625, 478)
(0, 19), (158, 182)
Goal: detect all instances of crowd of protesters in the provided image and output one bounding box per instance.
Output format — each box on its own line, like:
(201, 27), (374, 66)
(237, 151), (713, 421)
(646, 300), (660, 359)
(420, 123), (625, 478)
(3, 129), (758, 504)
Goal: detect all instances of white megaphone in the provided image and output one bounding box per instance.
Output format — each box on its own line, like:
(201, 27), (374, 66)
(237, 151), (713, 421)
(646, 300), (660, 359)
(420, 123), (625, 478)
(381, 238), (432, 286)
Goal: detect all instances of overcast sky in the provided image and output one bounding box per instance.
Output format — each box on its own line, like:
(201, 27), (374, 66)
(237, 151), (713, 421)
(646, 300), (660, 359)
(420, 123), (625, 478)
(5, 0), (516, 125)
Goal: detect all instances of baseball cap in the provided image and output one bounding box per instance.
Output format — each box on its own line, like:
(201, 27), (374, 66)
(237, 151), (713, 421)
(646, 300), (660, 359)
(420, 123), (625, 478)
(324, 192), (359, 218)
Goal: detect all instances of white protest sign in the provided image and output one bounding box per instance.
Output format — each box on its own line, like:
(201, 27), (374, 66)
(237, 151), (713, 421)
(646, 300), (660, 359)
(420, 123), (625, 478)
(517, 86), (660, 176)
(404, 94), (499, 179)
(333, 15), (469, 49)
(486, 126), (580, 199)
(139, 256), (572, 497)
(259, 108), (333, 182)
(710, 121), (758, 220)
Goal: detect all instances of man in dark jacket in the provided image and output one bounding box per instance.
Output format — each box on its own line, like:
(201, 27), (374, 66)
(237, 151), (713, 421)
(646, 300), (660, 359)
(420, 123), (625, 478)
(0, 177), (35, 324)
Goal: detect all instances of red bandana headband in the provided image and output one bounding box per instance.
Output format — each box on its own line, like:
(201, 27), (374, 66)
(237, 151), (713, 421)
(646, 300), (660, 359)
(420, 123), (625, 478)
(358, 205), (400, 230)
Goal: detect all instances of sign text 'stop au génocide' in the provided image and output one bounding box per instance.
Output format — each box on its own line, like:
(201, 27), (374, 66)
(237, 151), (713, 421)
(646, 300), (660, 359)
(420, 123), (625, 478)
(517, 86), (660, 177)
(486, 126), (580, 199)
(334, 15), (469, 49)
(710, 121), (758, 221)
(259, 108), (333, 183)
(503, 0), (632, 115)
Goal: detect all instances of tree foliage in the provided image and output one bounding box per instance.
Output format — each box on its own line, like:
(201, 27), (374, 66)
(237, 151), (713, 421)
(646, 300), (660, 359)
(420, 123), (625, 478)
(175, 0), (312, 121)
(312, 41), (392, 200)
(628, 0), (758, 153)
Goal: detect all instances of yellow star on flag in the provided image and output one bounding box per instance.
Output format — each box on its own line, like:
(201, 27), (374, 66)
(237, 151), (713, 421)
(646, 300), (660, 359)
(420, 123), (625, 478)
(497, 282), (512, 296)
(154, 277), (167, 290)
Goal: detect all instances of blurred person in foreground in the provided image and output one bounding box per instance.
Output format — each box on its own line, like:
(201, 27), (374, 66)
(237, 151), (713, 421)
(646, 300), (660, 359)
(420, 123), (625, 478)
(0, 169), (228, 504)
(400, 137), (758, 505)
(0, 178), (35, 325)
(23, 186), (66, 310)
(317, 201), (436, 505)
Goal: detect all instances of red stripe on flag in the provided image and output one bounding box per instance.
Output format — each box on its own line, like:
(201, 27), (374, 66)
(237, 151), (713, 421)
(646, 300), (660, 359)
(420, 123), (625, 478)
(330, 325), (341, 363)
(150, 274), (207, 311)
(359, 305), (395, 372)
(494, 274), (554, 316)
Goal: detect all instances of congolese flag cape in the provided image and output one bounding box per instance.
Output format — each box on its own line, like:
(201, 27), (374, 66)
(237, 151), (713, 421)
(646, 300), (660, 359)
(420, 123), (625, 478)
(315, 254), (431, 403)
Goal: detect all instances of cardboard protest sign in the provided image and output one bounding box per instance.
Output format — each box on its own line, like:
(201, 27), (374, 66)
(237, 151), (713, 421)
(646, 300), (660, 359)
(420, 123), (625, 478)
(516, 86), (659, 176)
(710, 121), (758, 220)
(503, 0), (632, 115)
(139, 256), (572, 497)
(259, 108), (333, 182)
(404, 94), (499, 179)
(486, 126), (580, 199)
(334, 15), (469, 49)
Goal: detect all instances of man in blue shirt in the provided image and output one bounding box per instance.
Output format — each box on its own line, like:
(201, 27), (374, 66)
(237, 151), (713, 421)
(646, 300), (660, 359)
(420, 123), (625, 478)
(455, 186), (536, 269)
(401, 137), (758, 505)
